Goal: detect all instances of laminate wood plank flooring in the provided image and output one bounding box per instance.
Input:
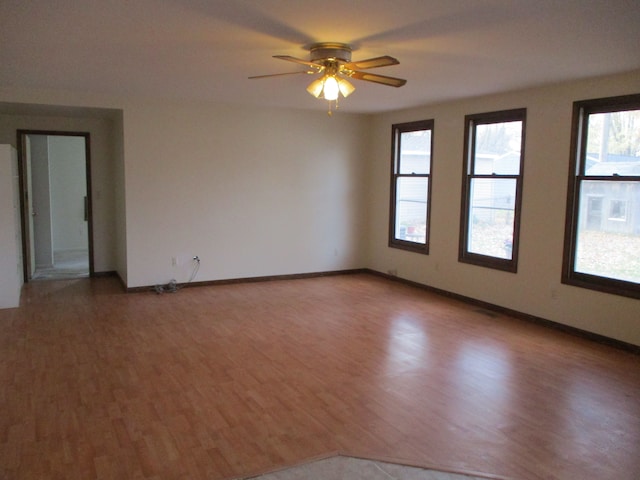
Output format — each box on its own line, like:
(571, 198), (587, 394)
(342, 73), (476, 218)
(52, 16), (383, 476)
(0, 274), (639, 479)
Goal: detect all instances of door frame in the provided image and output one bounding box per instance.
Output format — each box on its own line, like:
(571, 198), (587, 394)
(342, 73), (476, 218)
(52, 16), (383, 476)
(16, 129), (95, 281)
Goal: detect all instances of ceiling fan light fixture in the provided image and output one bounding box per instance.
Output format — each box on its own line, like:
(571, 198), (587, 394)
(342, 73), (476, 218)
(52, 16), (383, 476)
(306, 74), (355, 101)
(251, 42), (405, 114)
(322, 75), (340, 101)
(306, 78), (325, 98)
(337, 77), (355, 98)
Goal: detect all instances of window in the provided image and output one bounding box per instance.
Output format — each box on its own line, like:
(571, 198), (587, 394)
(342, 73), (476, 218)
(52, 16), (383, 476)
(608, 199), (627, 221)
(562, 94), (640, 299)
(389, 120), (434, 253)
(459, 109), (526, 272)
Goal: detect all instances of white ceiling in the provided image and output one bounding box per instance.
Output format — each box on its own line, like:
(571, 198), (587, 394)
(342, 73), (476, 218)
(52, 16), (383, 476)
(1, 0), (639, 114)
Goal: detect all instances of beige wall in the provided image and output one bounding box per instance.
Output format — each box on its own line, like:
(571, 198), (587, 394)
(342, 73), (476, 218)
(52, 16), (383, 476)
(365, 70), (640, 346)
(1, 70), (639, 346)
(122, 100), (370, 287)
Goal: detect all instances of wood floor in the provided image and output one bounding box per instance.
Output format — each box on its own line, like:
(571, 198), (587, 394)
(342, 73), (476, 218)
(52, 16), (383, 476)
(1, 273), (639, 480)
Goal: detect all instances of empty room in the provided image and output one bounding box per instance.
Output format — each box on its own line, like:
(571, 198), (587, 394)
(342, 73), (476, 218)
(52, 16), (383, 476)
(1, 1), (639, 479)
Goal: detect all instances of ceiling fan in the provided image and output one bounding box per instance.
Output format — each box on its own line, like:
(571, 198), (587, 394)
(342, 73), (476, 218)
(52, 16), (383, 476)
(249, 42), (407, 113)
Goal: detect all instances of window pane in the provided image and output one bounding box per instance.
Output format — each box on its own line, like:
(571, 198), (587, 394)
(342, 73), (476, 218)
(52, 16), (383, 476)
(574, 180), (640, 283)
(395, 177), (428, 244)
(474, 121), (522, 175)
(467, 178), (516, 259)
(399, 130), (431, 174)
(585, 110), (640, 176)
(390, 119), (433, 254)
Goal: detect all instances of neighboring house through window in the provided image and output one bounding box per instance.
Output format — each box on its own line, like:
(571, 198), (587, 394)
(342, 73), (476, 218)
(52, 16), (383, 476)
(459, 108), (526, 272)
(389, 120), (434, 254)
(562, 93), (640, 299)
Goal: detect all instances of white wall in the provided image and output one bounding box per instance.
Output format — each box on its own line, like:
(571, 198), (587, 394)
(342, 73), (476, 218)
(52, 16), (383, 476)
(122, 100), (371, 287)
(0, 145), (23, 308)
(48, 135), (87, 252)
(112, 113), (127, 284)
(366, 70), (640, 346)
(25, 139), (35, 276)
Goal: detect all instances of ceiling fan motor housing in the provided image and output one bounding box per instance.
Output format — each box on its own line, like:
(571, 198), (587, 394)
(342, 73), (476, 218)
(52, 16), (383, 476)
(309, 42), (352, 63)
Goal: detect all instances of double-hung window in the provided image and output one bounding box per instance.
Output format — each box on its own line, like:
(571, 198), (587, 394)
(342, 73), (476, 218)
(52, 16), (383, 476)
(459, 109), (526, 272)
(389, 120), (434, 254)
(562, 94), (640, 299)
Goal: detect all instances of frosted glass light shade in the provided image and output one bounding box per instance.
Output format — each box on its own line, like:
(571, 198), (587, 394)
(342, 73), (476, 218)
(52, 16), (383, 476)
(323, 76), (339, 100)
(337, 77), (355, 97)
(307, 74), (356, 102)
(306, 78), (324, 98)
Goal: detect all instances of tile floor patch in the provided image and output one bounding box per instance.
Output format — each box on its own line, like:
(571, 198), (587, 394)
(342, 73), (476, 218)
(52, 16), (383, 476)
(245, 456), (490, 479)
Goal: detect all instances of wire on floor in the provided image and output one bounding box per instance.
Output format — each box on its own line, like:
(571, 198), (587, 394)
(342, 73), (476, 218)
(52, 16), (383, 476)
(153, 257), (200, 294)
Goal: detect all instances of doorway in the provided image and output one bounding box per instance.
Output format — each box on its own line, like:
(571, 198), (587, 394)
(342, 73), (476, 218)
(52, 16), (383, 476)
(586, 195), (603, 230)
(17, 130), (94, 281)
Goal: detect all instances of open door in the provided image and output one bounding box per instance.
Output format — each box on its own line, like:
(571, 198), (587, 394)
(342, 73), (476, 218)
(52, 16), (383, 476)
(17, 130), (94, 281)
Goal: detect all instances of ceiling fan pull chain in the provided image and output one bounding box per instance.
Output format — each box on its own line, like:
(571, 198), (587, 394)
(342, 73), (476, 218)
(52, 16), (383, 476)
(328, 98), (339, 116)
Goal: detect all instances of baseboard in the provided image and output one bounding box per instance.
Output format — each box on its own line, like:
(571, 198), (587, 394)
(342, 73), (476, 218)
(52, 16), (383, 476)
(364, 269), (640, 355)
(92, 270), (117, 278)
(125, 268), (369, 294)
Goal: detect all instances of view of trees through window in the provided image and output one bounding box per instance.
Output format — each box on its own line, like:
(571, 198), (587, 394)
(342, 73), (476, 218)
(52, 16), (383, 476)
(460, 109), (526, 272)
(386, 96), (640, 298)
(586, 110), (640, 157)
(574, 108), (640, 284)
(468, 121), (522, 259)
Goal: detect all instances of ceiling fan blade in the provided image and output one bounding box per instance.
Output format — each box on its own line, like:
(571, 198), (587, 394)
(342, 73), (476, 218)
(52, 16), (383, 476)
(248, 71), (314, 79)
(348, 70), (407, 87)
(273, 55), (322, 69)
(343, 55), (399, 70)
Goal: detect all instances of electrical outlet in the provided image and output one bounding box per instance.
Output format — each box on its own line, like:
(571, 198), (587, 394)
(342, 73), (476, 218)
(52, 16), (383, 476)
(171, 256), (177, 267)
